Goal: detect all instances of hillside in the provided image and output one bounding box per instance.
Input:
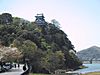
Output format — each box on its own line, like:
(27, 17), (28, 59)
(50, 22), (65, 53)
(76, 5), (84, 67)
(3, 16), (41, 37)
(0, 13), (82, 73)
(77, 46), (100, 60)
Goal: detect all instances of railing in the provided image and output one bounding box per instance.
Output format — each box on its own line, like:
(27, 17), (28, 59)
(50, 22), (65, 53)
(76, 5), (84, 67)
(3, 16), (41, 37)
(55, 70), (80, 75)
(83, 60), (100, 64)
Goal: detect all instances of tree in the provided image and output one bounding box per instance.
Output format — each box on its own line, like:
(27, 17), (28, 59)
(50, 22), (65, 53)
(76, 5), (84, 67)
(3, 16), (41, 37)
(51, 19), (60, 29)
(0, 47), (22, 62)
(19, 40), (37, 60)
(40, 50), (65, 73)
(16, 40), (45, 73)
(0, 13), (13, 24)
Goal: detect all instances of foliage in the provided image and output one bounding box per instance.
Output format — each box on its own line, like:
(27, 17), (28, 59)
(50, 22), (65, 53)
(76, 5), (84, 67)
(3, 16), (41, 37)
(0, 47), (22, 62)
(40, 50), (65, 73)
(51, 19), (60, 29)
(0, 13), (13, 24)
(19, 40), (37, 59)
(0, 13), (82, 73)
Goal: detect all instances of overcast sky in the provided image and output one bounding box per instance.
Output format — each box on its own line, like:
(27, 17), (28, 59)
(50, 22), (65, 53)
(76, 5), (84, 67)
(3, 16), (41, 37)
(0, 0), (100, 51)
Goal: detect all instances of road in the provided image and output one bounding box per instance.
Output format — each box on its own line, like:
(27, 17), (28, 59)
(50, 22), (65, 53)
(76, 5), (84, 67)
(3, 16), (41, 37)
(0, 64), (24, 75)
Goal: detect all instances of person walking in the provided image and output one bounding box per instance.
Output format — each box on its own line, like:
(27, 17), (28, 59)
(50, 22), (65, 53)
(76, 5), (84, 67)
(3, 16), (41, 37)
(23, 64), (26, 71)
(18, 63), (20, 68)
(14, 63), (16, 68)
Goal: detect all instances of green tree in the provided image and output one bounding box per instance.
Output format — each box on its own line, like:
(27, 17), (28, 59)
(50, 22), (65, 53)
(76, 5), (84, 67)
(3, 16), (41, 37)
(41, 50), (65, 73)
(19, 40), (37, 60)
(0, 13), (13, 24)
(51, 19), (60, 29)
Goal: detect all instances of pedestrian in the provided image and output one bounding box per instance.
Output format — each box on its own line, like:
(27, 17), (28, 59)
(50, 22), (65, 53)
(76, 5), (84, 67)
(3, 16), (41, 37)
(14, 64), (16, 68)
(18, 63), (20, 68)
(23, 64), (26, 71)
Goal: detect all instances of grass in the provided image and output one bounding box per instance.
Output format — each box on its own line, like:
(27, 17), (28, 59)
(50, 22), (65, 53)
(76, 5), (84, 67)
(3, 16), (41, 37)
(30, 72), (100, 75)
(81, 72), (100, 75)
(30, 73), (50, 75)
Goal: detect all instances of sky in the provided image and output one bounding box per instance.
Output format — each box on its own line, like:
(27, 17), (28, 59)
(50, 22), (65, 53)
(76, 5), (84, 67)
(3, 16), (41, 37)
(0, 0), (100, 51)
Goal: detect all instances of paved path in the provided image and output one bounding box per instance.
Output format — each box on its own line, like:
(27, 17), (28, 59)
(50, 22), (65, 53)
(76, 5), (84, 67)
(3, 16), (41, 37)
(0, 65), (24, 75)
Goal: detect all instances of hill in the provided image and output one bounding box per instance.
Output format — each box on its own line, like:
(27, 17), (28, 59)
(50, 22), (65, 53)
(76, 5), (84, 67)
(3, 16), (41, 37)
(0, 13), (82, 73)
(77, 46), (100, 60)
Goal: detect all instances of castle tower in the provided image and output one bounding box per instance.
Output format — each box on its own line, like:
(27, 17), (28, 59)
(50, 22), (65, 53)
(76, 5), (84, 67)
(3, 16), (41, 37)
(35, 14), (46, 26)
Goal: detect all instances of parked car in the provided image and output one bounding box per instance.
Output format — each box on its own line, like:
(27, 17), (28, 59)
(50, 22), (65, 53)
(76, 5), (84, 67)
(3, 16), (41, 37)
(0, 63), (13, 72)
